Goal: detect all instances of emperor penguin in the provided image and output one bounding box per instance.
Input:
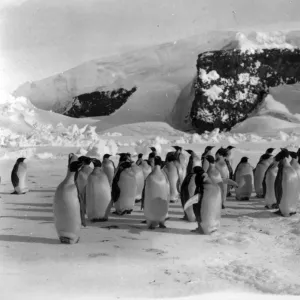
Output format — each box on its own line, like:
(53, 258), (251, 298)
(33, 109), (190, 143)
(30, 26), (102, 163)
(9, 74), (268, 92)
(259, 148), (276, 162)
(112, 161), (137, 215)
(148, 147), (157, 168)
(215, 149), (238, 208)
(53, 154), (84, 244)
(131, 161), (145, 203)
(137, 154), (152, 179)
(254, 153), (273, 198)
(143, 156), (170, 230)
(225, 146), (235, 196)
(85, 158), (112, 222)
(274, 148), (298, 217)
(102, 154), (115, 186)
(185, 149), (202, 175)
(11, 157), (29, 194)
(166, 146), (185, 166)
(180, 166), (204, 222)
(233, 157), (254, 201)
(162, 153), (180, 203)
(263, 151), (284, 209)
(184, 170), (222, 235)
(201, 145), (215, 172)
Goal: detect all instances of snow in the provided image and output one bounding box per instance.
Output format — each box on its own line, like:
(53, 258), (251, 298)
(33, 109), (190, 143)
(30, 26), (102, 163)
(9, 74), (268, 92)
(1, 21), (300, 300)
(199, 70), (220, 83)
(204, 85), (223, 102)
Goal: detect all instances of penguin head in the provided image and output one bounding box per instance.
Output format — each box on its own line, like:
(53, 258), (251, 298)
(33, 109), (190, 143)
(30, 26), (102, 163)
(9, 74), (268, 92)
(185, 149), (193, 155)
(92, 158), (102, 168)
(289, 151), (297, 159)
(194, 171), (206, 188)
(150, 147), (157, 153)
(68, 153), (78, 166)
(138, 153), (143, 159)
(280, 148), (290, 159)
(193, 166), (205, 174)
(16, 157), (26, 164)
(148, 152), (155, 159)
(205, 155), (215, 164)
(69, 160), (83, 173)
(120, 161), (133, 170)
(216, 148), (227, 158)
(260, 153), (273, 161)
(227, 146), (235, 150)
(266, 148), (275, 154)
(240, 157), (249, 163)
(166, 153), (177, 162)
(204, 145), (215, 153)
(117, 153), (131, 163)
(78, 156), (92, 165)
(172, 146), (182, 152)
(103, 154), (111, 159)
(154, 156), (162, 166)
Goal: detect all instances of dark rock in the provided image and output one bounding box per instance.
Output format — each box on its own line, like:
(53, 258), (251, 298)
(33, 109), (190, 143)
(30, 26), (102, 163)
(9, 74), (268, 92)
(190, 48), (300, 133)
(59, 87), (137, 118)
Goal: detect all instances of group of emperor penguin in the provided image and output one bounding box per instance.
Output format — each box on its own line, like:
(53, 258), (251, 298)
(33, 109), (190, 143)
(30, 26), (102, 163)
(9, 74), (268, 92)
(6, 145), (300, 245)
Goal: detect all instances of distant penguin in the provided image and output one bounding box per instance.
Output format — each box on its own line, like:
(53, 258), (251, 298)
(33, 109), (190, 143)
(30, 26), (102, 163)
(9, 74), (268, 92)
(166, 146), (185, 166)
(259, 148), (276, 162)
(11, 157), (28, 194)
(116, 153), (131, 169)
(201, 146), (215, 172)
(185, 149), (202, 176)
(143, 156), (170, 230)
(112, 161), (137, 215)
(148, 147), (157, 168)
(75, 156), (93, 214)
(254, 153), (273, 198)
(274, 149), (298, 217)
(131, 162), (145, 203)
(102, 154), (115, 186)
(180, 166), (204, 222)
(53, 154), (84, 244)
(85, 158), (112, 222)
(215, 149), (238, 208)
(225, 146), (235, 196)
(184, 171), (222, 235)
(263, 151), (284, 209)
(234, 157), (254, 201)
(163, 153), (180, 203)
(137, 154), (152, 179)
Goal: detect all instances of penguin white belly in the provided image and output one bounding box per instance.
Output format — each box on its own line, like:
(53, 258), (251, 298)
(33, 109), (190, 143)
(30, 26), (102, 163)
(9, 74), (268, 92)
(115, 171), (137, 213)
(279, 167), (299, 216)
(86, 173), (112, 220)
(202, 159), (209, 172)
(53, 182), (81, 242)
(140, 162), (152, 179)
(235, 169), (253, 199)
(144, 179), (169, 223)
(217, 166), (229, 205)
(254, 164), (268, 197)
(184, 175), (197, 222)
(291, 163), (300, 201)
(132, 165), (145, 200)
(102, 165), (115, 186)
(201, 184), (222, 234)
(264, 167), (278, 208)
(164, 163), (179, 201)
(16, 164), (28, 193)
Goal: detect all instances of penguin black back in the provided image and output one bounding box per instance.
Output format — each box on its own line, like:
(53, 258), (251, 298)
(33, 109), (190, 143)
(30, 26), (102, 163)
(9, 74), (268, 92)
(193, 171), (206, 222)
(92, 158), (102, 168)
(112, 162), (132, 203)
(233, 157), (248, 181)
(11, 157), (26, 189)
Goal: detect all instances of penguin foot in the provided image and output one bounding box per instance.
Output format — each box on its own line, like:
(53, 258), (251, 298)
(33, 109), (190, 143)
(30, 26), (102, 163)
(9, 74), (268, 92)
(135, 199), (141, 203)
(159, 223), (167, 229)
(290, 211), (297, 216)
(91, 218), (108, 223)
(271, 204), (279, 209)
(59, 236), (79, 244)
(141, 220), (147, 224)
(256, 194), (264, 199)
(10, 191), (18, 195)
(227, 192), (232, 197)
(264, 205), (270, 209)
(148, 225), (156, 230)
(126, 209), (133, 215)
(273, 209), (283, 216)
(240, 197), (250, 201)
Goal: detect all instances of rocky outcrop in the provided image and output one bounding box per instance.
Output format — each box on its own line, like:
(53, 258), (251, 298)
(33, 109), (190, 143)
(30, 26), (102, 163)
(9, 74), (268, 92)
(58, 87), (137, 118)
(190, 48), (300, 133)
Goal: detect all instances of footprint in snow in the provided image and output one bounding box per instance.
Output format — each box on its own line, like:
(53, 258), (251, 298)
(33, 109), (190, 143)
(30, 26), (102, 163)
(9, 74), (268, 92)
(144, 248), (167, 255)
(88, 253), (109, 258)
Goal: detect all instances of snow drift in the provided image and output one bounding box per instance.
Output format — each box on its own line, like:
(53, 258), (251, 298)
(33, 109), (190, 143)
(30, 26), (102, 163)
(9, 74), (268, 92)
(12, 30), (300, 134)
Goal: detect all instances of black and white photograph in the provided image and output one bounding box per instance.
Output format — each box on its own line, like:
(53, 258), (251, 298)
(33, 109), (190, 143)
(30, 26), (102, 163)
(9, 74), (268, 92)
(0, 1), (300, 299)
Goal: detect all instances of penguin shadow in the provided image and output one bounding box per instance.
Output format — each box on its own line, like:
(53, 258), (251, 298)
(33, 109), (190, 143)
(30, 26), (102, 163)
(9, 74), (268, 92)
(0, 234), (59, 244)
(222, 210), (279, 219)
(8, 208), (53, 213)
(1, 215), (53, 222)
(29, 189), (55, 193)
(6, 202), (52, 208)
(225, 204), (266, 211)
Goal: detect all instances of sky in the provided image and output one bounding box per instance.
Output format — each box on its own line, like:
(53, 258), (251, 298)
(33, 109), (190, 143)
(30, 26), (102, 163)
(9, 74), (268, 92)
(0, 0), (299, 93)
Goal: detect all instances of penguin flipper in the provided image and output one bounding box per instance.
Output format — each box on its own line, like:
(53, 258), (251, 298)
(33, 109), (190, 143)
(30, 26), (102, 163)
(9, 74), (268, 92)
(141, 182), (146, 210)
(275, 161), (283, 205)
(184, 194), (200, 211)
(11, 165), (19, 188)
(223, 178), (238, 187)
